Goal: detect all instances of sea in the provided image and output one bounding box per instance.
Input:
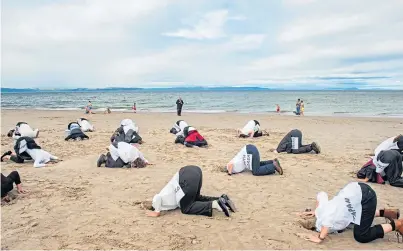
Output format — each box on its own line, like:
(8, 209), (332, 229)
(1, 90), (402, 118)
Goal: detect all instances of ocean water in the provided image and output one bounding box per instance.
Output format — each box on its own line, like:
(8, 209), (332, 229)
(1, 90), (402, 117)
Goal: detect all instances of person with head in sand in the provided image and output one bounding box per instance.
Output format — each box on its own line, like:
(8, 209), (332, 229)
(65, 122), (89, 141)
(111, 119), (143, 144)
(146, 165), (236, 217)
(271, 129), (320, 154)
(7, 122), (39, 140)
(237, 120), (269, 138)
(174, 126), (208, 147)
(1, 171), (26, 203)
(223, 144), (283, 176)
(297, 182), (402, 244)
(374, 134), (403, 158)
(170, 120), (189, 136)
(372, 150), (403, 188)
(77, 118), (95, 132)
(97, 141), (150, 168)
(1, 137), (59, 168)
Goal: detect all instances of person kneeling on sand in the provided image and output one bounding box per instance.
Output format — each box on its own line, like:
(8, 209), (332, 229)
(146, 165), (236, 217)
(97, 142), (149, 168)
(237, 120), (269, 138)
(170, 120), (189, 136)
(77, 118), (95, 132)
(1, 137), (59, 168)
(175, 126), (208, 148)
(223, 144), (283, 176)
(296, 182), (402, 244)
(1, 171), (26, 203)
(271, 129), (320, 154)
(373, 134), (403, 158)
(7, 122), (39, 140)
(65, 122), (89, 141)
(111, 119), (143, 144)
(372, 150), (403, 188)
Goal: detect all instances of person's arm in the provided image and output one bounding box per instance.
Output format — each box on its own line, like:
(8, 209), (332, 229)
(308, 226), (329, 243)
(357, 177), (369, 182)
(147, 195), (162, 217)
(227, 163), (233, 175)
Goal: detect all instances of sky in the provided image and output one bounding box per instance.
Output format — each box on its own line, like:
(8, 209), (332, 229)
(2, 0), (403, 89)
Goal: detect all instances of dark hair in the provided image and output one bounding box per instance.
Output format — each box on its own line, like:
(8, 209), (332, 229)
(298, 98), (300, 101)
(7, 129), (15, 137)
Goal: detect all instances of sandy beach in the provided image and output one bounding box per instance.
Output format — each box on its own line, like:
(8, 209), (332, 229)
(1, 110), (402, 250)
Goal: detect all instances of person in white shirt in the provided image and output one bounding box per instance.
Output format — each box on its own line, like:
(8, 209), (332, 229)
(237, 120), (269, 138)
(170, 120), (188, 136)
(77, 118), (95, 132)
(272, 129), (320, 154)
(97, 142), (149, 168)
(372, 150), (403, 188)
(224, 144), (283, 176)
(110, 119), (143, 144)
(374, 135), (403, 159)
(297, 182), (402, 244)
(7, 122), (39, 140)
(1, 137), (59, 168)
(147, 165), (236, 217)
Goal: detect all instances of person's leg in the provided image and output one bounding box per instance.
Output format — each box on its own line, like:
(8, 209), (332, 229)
(179, 166), (214, 216)
(253, 131), (263, 137)
(105, 153), (126, 168)
(383, 151), (403, 187)
(246, 144), (261, 170)
(353, 183), (386, 243)
(10, 155), (25, 163)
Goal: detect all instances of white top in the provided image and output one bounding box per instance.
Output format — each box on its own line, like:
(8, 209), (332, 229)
(152, 172), (185, 212)
(226, 146), (253, 174)
(175, 121), (189, 137)
(78, 119), (94, 132)
(109, 142), (148, 164)
(120, 119), (139, 134)
(25, 148), (58, 168)
(315, 182), (362, 232)
(241, 120), (259, 136)
(14, 124), (38, 139)
(373, 137), (399, 173)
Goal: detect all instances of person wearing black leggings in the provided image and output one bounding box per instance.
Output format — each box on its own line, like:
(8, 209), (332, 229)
(273, 129), (320, 154)
(1, 171), (25, 202)
(298, 182), (402, 244)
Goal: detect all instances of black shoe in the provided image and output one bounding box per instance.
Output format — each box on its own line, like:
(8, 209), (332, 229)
(97, 154), (106, 167)
(311, 142), (321, 154)
(1, 151), (12, 162)
(221, 194), (237, 212)
(217, 198), (230, 217)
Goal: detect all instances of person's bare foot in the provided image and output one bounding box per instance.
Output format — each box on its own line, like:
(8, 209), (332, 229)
(273, 158), (283, 175)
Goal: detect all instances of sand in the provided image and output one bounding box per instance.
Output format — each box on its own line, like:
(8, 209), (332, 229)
(1, 110), (403, 250)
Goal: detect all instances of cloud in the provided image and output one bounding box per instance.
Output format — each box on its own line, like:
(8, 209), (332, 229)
(1, 0), (403, 89)
(163, 9), (230, 39)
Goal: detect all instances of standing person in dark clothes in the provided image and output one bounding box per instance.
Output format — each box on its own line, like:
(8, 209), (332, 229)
(272, 129), (320, 154)
(147, 165), (236, 217)
(176, 97), (184, 116)
(1, 171), (26, 202)
(373, 150), (403, 188)
(297, 182), (402, 244)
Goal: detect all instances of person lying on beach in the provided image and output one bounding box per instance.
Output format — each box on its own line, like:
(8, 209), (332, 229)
(97, 142), (150, 168)
(77, 118), (95, 132)
(169, 120), (189, 136)
(370, 150), (403, 188)
(296, 182), (402, 244)
(237, 120), (269, 138)
(174, 126), (208, 147)
(65, 122), (89, 141)
(1, 137), (59, 168)
(271, 129), (320, 154)
(146, 165), (236, 217)
(222, 144), (283, 176)
(111, 119), (143, 144)
(1, 171), (26, 202)
(7, 122), (39, 140)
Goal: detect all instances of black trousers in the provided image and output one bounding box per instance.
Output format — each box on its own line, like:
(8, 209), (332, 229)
(277, 129), (312, 153)
(10, 155), (25, 163)
(105, 152), (126, 168)
(65, 132), (89, 141)
(1, 171), (21, 198)
(353, 183), (384, 243)
(381, 150), (403, 188)
(177, 107), (182, 116)
(179, 166), (218, 216)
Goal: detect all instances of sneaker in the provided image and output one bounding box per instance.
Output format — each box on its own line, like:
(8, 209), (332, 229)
(311, 142), (321, 154)
(97, 154), (106, 167)
(383, 209), (400, 219)
(274, 158), (283, 175)
(217, 198), (230, 217)
(221, 194), (237, 212)
(76, 137), (82, 141)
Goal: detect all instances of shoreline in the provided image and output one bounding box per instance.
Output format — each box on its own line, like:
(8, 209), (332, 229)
(2, 107), (403, 119)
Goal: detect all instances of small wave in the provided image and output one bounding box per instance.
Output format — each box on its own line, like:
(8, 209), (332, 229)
(185, 110), (227, 114)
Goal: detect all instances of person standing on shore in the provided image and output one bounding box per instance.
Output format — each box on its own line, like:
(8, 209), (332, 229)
(295, 99), (301, 115)
(300, 101), (305, 116)
(176, 97), (184, 116)
(276, 104), (280, 114)
(132, 102), (137, 113)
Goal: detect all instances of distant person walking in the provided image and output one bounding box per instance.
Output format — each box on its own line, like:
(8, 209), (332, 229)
(132, 102), (137, 113)
(300, 101), (305, 116)
(295, 99), (301, 116)
(276, 104), (280, 114)
(176, 97), (184, 116)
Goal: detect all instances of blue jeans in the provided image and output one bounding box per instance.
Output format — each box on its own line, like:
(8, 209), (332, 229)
(245, 145), (276, 176)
